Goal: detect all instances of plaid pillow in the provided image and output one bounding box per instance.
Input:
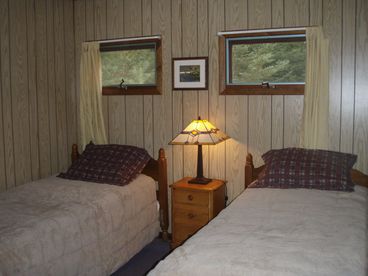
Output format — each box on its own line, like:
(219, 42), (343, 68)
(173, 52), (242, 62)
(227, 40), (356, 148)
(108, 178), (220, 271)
(58, 143), (151, 186)
(250, 148), (357, 191)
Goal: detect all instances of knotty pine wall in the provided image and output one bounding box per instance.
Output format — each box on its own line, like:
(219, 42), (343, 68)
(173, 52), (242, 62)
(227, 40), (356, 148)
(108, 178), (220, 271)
(0, 0), (367, 202)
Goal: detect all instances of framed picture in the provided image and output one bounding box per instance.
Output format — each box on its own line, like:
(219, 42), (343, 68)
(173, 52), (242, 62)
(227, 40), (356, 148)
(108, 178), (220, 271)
(172, 57), (208, 90)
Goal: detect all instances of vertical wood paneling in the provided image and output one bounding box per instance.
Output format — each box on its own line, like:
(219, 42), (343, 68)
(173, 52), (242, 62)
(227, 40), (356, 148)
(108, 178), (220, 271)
(46, 0), (59, 174)
(0, 0), (15, 188)
(54, 0), (68, 171)
(182, 0), (198, 178)
(208, 0), (226, 179)
(35, 0), (51, 178)
(0, 53), (5, 190)
(340, 0), (356, 154)
(74, 0), (86, 150)
(106, 0), (126, 145)
(64, 0), (77, 159)
(107, 95), (126, 144)
(354, 0), (368, 173)
(94, 0), (107, 40)
(171, 0), (183, 181)
(309, 0), (322, 25)
(248, 0), (271, 29)
(106, 0), (124, 39)
(94, 0), (109, 140)
(152, 0), (173, 186)
(323, 0), (342, 151)
(86, 0), (95, 40)
(247, 0), (272, 166)
(271, 0), (284, 149)
(1, 0), (367, 196)
(26, 0), (40, 180)
(283, 0), (307, 148)
(29, 0), (73, 177)
(9, 0), (32, 185)
(284, 0), (309, 26)
(225, 0), (248, 200)
(283, 95), (303, 148)
(272, 0), (284, 28)
(0, 0), (16, 188)
(124, 0), (144, 148)
(197, 0), (209, 178)
(142, 0), (154, 156)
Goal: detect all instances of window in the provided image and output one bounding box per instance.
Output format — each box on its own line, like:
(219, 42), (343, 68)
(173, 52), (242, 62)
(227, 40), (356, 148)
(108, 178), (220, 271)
(219, 30), (306, 95)
(100, 37), (162, 95)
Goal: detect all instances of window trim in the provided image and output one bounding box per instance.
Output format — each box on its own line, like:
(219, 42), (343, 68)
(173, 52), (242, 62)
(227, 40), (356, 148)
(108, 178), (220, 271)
(219, 30), (306, 95)
(100, 37), (162, 96)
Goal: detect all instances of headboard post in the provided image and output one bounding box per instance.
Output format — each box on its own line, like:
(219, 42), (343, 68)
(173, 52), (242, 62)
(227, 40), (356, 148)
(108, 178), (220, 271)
(158, 148), (169, 241)
(71, 144), (80, 163)
(351, 169), (368, 188)
(245, 153), (254, 188)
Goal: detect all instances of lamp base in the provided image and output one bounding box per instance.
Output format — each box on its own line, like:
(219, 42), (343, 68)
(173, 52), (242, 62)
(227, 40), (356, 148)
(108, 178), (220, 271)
(188, 177), (212, 185)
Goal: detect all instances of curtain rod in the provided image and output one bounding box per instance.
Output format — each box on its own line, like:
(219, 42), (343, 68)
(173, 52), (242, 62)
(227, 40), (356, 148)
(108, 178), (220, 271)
(217, 27), (309, 36)
(85, 35), (161, 44)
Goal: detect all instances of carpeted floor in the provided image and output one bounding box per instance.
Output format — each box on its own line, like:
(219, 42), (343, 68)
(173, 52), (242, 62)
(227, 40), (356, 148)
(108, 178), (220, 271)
(111, 238), (171, 276)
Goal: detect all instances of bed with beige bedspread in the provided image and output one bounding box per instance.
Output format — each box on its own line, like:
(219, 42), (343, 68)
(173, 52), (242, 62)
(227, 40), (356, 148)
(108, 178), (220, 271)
(150, 185), (367, 276)
(0, 174), (159, 276)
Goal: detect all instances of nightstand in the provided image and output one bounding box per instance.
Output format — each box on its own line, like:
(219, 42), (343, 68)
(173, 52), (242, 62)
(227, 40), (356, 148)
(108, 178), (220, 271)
(170, 177), (226, 248)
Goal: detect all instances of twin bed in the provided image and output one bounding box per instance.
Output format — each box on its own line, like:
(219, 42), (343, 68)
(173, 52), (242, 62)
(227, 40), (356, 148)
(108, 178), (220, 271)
(0, 144), (169, 275)
(1, 144), (367, 275)
(150, 150), (368, 276)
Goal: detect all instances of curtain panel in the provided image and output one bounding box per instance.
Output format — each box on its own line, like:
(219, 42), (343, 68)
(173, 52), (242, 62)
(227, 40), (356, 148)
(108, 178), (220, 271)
(79, 42), (107, 150)
(300, 27), (330, 150)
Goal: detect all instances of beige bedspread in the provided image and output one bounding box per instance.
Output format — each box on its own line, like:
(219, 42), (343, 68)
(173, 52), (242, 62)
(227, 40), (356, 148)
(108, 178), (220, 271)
(0, 174), (160, 276)
(150, 186), (367, 276)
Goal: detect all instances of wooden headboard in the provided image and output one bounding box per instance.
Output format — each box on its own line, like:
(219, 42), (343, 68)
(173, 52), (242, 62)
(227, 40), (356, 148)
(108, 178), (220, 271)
(245, 153), (368, 189)
(71, 144), (169, 241)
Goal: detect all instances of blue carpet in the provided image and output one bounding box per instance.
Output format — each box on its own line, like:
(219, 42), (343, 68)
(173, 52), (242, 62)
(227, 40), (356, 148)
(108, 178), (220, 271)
(111, 238), (171, 276)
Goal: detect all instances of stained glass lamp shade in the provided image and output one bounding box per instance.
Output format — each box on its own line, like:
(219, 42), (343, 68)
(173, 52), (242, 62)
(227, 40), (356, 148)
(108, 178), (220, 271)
(170, 117), (230, 184)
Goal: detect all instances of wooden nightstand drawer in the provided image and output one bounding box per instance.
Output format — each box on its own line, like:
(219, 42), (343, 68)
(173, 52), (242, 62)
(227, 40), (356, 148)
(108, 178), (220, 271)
(173, 204), (209, 225)
(171, 178), (227, 248)
(173, 189), (209, 206)
(173, 223), (202, 242)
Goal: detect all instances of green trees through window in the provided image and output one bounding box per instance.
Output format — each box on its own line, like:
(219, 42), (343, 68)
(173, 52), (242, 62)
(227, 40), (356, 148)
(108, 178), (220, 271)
(220, 30), (306, 95)
(101, 48), (156, 87)
(231, 41), (306, 84)
(99, 38), (162, 95)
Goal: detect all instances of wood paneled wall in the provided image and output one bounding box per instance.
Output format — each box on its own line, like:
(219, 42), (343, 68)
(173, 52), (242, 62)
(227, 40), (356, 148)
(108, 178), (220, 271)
(0, 0), (76, 191)
(0, 0), (367, 201)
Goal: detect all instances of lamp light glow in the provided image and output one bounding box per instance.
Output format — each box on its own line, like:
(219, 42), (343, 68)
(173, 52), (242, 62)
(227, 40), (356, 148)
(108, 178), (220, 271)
(169, 117), (230, 184)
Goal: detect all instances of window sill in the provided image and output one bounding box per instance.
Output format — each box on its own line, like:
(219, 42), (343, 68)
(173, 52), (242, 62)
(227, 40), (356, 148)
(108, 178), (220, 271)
(220, 84), (304, 95)
(102, 86), (161, 95)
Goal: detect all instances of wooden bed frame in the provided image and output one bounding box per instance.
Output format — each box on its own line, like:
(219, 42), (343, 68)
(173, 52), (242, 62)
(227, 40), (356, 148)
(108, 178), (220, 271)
(245, 153), (368, 189)
(71, 144), (169, 241)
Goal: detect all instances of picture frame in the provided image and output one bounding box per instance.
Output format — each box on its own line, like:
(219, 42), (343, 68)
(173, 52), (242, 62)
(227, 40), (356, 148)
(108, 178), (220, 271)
(172, 57), (208, 90)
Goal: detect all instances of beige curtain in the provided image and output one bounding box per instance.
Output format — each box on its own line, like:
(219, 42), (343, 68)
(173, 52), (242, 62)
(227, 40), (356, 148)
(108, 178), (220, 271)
(300, 27), (329, 150)
(79, 42), (107, 150)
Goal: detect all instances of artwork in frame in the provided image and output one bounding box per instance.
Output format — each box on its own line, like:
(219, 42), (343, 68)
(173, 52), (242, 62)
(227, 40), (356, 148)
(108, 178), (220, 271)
(172, 57), (208, 90)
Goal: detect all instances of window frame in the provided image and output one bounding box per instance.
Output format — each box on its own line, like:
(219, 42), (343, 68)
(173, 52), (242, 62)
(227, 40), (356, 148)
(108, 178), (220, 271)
(219, 30), (306, 95)
(100, 37), (162, 96)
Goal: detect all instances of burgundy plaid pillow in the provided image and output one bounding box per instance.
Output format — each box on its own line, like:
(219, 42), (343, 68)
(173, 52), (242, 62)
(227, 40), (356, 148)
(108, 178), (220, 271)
(58, 143), (151, 186)
(250, 148), (357, 191)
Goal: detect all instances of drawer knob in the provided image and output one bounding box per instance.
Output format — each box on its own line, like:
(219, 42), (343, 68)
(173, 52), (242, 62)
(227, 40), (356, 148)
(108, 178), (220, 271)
(187, 194), (193, 201)
(187, 213), (194, 219)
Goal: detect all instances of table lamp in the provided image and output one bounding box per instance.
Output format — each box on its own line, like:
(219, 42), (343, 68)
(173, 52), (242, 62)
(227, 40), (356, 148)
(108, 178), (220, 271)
(169, 116), (230, 184)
